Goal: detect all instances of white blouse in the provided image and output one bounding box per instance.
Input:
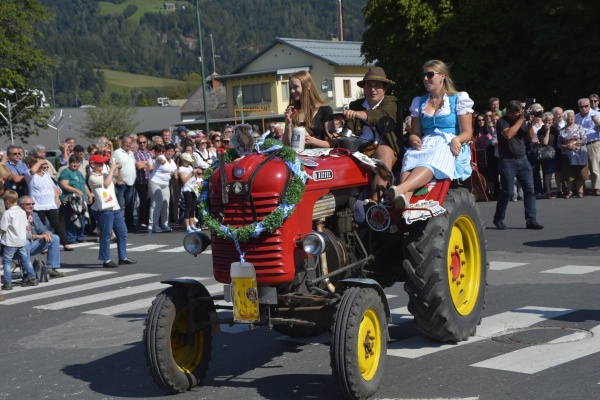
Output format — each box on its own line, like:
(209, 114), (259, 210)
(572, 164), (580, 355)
(25, 171), (58, 211)
(410, 92), (474, 118)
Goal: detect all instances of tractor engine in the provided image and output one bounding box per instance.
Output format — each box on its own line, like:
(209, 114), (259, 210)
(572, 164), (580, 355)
(207, 150), (372, 287)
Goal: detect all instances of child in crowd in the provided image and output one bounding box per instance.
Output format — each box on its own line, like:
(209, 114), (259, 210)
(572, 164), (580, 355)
(1, 190), (39, 290)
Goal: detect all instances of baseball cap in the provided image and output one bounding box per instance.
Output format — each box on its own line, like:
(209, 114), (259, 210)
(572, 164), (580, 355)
(89, 154), (108, 164)
(176, 126), (189, 133)
(180, 153), (197, 167)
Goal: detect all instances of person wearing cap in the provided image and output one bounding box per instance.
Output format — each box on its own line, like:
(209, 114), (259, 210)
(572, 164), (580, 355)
(174, 126), (189, 147)
(389, 60), (475, 210)
(87, 154), (136, 268)
(344, 66), (399, 202)
(178, 153), (201, 233)
(283, 71), (334, 148)
(112, 135), (137, 231)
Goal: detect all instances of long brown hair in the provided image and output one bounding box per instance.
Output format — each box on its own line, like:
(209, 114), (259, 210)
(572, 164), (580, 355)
(288, 70), (324, 130)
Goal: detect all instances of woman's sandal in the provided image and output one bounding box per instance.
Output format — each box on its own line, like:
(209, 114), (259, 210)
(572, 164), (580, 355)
(564, 191), (573, 199)
(576, 193), (584, 198)
(547, 194), (557, 199)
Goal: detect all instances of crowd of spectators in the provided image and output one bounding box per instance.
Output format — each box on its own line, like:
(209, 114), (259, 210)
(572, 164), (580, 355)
(0, 125), (240, 290)
(473, 95), (600, 201)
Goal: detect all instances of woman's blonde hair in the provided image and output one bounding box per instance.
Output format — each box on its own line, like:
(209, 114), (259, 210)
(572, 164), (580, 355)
(0, 164), (11, 180)
(288, 70), (324, 130)
(423, 60), (458, 95)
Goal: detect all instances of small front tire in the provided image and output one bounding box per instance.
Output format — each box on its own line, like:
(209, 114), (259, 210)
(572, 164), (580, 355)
(331, 287), (387, 400)
(144, 286), (212, 393)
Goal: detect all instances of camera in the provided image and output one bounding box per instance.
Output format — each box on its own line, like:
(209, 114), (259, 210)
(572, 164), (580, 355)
(523, 98), (542, 119)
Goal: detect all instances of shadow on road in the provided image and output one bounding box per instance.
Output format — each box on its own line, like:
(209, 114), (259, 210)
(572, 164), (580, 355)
(523, 233), (600, 250)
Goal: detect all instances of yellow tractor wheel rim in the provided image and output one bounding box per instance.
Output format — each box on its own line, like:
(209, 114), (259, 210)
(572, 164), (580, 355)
(171, 308), (204, 373)
(447, 215), (481, 316)
(357, 308), (382, 381)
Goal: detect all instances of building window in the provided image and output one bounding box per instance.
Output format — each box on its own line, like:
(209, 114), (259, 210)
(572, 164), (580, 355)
(242, 83), (271, 104)
(343, 80), (351, 98)
(281, 82), (289, 102)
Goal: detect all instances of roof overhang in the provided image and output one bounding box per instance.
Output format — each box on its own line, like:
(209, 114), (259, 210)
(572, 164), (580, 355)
(215, 66), (311, 82)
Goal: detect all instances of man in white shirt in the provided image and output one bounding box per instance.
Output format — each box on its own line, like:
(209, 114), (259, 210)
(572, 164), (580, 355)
(112, 135), (137, 230)
(575, 98), (600, 195)
(551, 107), (565, 130)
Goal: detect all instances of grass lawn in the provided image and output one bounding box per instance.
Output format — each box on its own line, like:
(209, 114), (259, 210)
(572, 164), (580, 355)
(99, 69), (186, 91)
(98, 0), (190, 22)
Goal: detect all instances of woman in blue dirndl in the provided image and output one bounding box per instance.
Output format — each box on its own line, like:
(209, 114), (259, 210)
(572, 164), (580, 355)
(389, 60), (474, 208)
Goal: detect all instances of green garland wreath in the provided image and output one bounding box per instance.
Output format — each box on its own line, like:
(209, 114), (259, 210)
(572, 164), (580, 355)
(198, 139), (306, 242)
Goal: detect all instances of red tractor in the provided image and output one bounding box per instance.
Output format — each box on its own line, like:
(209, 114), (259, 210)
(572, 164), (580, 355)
(143, 118), (488, 400)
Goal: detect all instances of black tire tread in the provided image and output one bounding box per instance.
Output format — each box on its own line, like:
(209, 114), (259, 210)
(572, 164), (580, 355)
(330, 287), (387, 400)
(402, 188), (488, 343)
(143, 286), (212, 393)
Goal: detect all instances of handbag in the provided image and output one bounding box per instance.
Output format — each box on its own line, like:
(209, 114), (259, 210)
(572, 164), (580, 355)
(93, 186), (117, 210)
(566, 148), (588, 166)
(534, 145), (556, 161)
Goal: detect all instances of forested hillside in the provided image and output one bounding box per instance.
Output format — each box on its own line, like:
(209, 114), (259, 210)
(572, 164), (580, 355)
(34, 0), (367, 107)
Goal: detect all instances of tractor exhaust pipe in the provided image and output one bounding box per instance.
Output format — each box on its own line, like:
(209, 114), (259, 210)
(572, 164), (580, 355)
(316, 220), (336, 293)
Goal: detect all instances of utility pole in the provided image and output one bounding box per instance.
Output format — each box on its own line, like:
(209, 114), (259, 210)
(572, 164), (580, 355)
(210, 33), (217, 75)
(196, 0), (210, 135)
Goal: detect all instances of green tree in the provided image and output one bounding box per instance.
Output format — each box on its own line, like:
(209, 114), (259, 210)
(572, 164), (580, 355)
(0, 0), (54, 141)
(362, 0), (600, 111)
(80, 97), (140, 140)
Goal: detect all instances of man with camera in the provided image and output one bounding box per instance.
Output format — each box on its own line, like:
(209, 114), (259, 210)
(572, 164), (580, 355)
(575, 97), (600, 196)
(493, 100), (544, 230)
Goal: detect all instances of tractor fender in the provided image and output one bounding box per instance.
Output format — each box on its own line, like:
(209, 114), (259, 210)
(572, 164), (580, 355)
(337, 278), (392, 321)
(160, 278), (221, 335)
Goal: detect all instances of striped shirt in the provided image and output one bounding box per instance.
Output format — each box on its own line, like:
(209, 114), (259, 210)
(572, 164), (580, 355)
(133, 149), (153, 185)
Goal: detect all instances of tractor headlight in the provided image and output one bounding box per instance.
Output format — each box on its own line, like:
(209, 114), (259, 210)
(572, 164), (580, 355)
(183, 232), (211, 256)
(302, 232), (329, 256)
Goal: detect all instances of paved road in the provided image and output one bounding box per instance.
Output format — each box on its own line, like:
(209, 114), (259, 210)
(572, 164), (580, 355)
(0, 194), (599, 400)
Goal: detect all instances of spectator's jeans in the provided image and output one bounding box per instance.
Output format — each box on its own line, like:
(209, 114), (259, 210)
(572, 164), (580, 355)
(494, 156), (537, 224)
(115, 184), (135, 230)
(27, 235), (61, 269)
(2, 245), (35, 283)
(149, 181), (170, 227)
(63, 205), (86, 243)
(95, 210), (128, 262)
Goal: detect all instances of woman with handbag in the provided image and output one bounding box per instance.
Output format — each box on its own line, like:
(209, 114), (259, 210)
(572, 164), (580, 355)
(559, 109), (588, 198)
(59, 155), (92, 243)
(537, 112), (562, 198)
(87, 154), (136, 268)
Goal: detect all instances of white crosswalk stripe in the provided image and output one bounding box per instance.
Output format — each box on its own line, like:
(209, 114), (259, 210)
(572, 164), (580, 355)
(127, 244), (169, 252)
(472, 324), (600, 374)
(35, 276), (209, 310)
(387, 306), (575, 358)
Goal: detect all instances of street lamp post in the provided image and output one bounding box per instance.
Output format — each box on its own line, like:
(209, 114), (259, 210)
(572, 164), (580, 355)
(0, 90), (37, 145)
(196, 1), (210, 135)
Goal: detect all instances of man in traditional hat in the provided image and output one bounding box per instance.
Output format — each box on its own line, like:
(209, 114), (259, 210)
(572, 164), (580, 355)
(343, 67), (399, 202)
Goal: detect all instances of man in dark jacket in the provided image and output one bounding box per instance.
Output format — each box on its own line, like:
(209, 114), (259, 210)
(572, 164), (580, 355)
(343, 67), (399, 201)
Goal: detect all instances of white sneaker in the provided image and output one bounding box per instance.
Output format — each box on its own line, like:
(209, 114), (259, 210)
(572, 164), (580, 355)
(186, 226), (195, 233)
(191, 225), (201, 232)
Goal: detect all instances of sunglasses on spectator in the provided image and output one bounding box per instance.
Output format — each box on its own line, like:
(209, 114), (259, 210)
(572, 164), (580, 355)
(476, 119), (485, 122)
(10, 152), (20, 156)
(213, 139), (221, 142)
(138, 141), (147, 144)
(223, 140), (230, 143)
(580, 105), (590, 109)
(422, 71), (440, 80)
(200, 141), (207, 144)
(592, 100), (599, 103)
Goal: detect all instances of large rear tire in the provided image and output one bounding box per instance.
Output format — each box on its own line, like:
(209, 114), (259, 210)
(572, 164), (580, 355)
(330, 287), (387, 400)
(144, 286), (212, 393)
(402, 188), (488, 342)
